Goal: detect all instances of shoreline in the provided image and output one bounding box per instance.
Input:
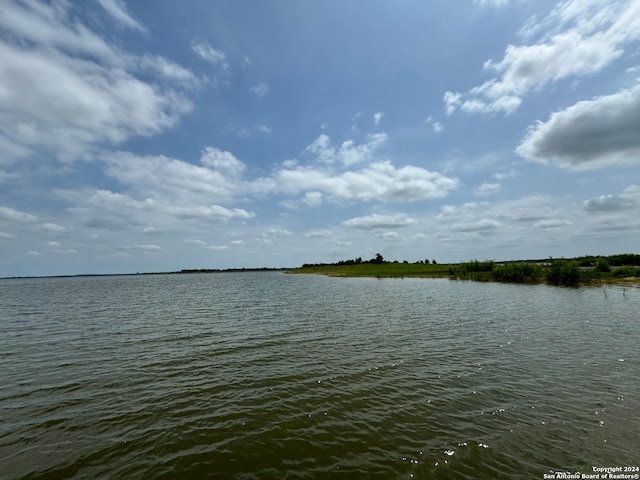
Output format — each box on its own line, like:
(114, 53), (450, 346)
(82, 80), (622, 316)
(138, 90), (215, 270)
(287, 264), (640, 287)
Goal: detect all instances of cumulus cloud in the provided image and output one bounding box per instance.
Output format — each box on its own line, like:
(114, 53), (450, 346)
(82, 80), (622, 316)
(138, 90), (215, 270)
(50, 146), (263, 235)
(0, 0), (194, 163)
(276, 161), (458, 203)
(304, 133), (388, 167)
(342, 213), (416, 230)
(446, 0), (640, 114)
(200, 147), (246, 177)
(0, 205), (38, 223)
(583, 184), (640, 212)
(302, 191), (323, 207)
(435, 196), (572, 237)
(517, 83), (640, 170)
(60, 188), (254, 232)
(185, 239), (229, 251)
(373, 112), (384, 125)
(102, 150), (247, 200)
(272, 133), (460, 204)
(426, 116), (443, 133)
(443, 91), (462, 116)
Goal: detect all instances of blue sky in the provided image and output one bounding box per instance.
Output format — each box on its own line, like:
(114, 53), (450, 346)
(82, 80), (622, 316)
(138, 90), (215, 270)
(1, 0), (640, 276)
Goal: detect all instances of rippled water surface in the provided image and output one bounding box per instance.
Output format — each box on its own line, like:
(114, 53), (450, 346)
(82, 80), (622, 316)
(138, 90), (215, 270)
(1, 272), (638, 479)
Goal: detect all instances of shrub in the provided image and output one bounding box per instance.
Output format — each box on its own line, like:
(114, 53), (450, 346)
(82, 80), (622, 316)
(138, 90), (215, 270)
(492, 262), (544, 283)
(594, 258), (611, 272)
(546, 260), (581, 286)
(459, 260), (495, 273)
(612, 266), (640, 277)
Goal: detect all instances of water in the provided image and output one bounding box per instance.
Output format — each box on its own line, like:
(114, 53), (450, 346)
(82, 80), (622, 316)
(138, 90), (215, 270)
(1, 272), (638, 479)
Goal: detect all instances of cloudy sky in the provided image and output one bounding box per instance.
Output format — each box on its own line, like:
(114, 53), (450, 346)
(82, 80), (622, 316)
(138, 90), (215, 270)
(1, 0), (640, 276)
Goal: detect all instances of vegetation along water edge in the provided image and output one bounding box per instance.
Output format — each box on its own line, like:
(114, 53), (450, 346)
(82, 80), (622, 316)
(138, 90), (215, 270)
(288, 253), (640, 287)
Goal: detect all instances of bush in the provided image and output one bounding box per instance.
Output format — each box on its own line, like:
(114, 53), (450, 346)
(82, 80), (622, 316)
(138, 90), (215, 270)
(594, 258), (611, 272)
(546, 260), (581, 286)
(612, 266), (640, 277)
(492, 262), (544, 283)
(459, 260), (495, 273)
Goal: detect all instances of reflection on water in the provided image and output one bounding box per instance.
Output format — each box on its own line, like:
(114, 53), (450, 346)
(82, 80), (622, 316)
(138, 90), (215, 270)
(1, 273), (638, 479)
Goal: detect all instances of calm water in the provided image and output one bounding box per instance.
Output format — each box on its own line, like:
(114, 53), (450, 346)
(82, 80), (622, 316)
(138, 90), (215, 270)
(1, 272), (638, 479)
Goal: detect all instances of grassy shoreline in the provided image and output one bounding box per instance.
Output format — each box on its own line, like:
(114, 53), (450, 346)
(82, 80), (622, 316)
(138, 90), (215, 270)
(287, 258), (640, 287)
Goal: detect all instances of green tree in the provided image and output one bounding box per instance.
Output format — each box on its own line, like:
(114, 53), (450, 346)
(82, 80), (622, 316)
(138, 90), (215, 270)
(594, 258), (611, 272)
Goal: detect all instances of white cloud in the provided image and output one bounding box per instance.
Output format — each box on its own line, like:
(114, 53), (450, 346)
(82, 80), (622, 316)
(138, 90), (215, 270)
(200, 147), (245, 177)
(0, 1), (194, 163)
(131, 244), (162, 252)
(138, 55), (199, 86)
(276, 161), (458, 203)
(342, 213), (416, 230)
(533, 219), (573, 229)
(447, 0), (640, 114)
(443, 91), (462, 115)
(474, 182), (501, 196)
(426, 116), (444, 133)
(250, 82), (270, 97)
(0, 205), (38, 223)
(581, 185), (640, 234)
(103, 151), (245, 200)
(185, 239), (229, 251)
(373, 112), (384, 125)
(493, 169), (518, 180)
(435, 196), (571, 237)
(303, 229), (333, 238)
(96, 0), (145, 32)
(516, 83), (640, 170)
(25, 250), (40, 256)
(59, 185), (254, 233)
(0, 0), (117, 62)
(191, 40), (227, 66)
(302, 191), (323, 207)
(40, 222), (67, 232)
(304, 133), (388, 167)
(583, 184), (640, 212)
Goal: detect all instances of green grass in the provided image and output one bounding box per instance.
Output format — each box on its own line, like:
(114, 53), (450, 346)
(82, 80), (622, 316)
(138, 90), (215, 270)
(289, 258), (640, 287)
(288, 262), (452, 278)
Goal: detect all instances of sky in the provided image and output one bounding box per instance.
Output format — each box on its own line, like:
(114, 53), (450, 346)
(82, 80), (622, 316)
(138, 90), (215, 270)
(1, 0), (640, 277)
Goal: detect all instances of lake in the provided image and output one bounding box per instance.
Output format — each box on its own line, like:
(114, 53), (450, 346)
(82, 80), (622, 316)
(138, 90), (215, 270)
(1, 272), (638, 479)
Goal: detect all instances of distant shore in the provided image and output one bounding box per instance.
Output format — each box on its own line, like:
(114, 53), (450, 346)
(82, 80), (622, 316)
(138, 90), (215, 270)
(287, 256), (640, 287)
